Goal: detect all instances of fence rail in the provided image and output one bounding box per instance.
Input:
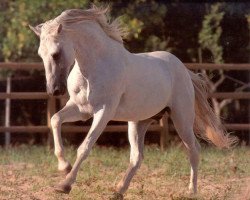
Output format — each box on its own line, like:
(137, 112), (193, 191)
(1, 91), (250, 100)
(0, 62), (250, 149)
(1, 62), (250, 70)
(1, 123), (250, 133)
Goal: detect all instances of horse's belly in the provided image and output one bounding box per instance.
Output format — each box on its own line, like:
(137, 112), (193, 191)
(114, 96), (171, 121)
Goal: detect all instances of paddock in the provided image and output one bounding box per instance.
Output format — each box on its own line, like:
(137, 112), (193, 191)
(0, 145), (249, 200)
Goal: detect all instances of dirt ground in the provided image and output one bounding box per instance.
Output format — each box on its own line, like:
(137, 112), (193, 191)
(0, 162), (249, 200)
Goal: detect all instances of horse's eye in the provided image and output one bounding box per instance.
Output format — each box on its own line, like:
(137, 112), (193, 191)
(52, 52), (60, 61)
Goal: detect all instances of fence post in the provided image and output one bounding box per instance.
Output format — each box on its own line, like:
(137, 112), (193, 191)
(5, 76), (11, 147)
(160, 113), (169, 151)
(47, 96), (56, 148)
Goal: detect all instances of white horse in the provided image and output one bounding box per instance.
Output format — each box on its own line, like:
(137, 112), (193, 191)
(29, 6), (236, 198)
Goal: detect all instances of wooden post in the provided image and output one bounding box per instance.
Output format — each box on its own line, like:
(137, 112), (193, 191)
(198, 47), (203, 63)
(47, 96), (56, 148)
(5, 76), (11, 147)
(160, 113), (169, 151)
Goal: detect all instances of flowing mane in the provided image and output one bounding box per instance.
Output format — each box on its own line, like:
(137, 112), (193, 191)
(42, 6), (127, 43)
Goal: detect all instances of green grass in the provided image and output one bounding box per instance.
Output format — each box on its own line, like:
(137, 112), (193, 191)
(0, 145), (249, 200)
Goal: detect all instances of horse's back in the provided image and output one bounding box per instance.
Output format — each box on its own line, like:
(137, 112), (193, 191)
(143, 51), (194, 94)
(133, 51), (193, 98)
(113, 51), (194, 121)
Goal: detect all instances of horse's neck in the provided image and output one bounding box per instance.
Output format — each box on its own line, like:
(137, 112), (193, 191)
(72, 24), (126, 78)
(67, 60), (88, 92)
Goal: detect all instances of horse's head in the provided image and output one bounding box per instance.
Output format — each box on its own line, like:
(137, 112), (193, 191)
(29, 23), (75, 96)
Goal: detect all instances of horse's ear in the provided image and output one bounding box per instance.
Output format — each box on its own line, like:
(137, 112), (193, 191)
(51, 24), (62, 36)
(29, 24), (43, 37)
(56, 24), (62, 34)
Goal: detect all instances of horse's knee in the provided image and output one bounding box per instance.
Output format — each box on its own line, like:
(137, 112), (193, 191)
(51, 113), (61, 129)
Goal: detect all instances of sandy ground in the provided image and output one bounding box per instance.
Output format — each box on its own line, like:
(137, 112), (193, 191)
(0, 162), (249, 200)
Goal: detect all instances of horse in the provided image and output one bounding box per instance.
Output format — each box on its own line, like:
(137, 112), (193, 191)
(29, 5), (237, 199)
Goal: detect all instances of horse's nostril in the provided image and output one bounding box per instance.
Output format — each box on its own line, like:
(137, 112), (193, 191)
(53, 89), (60, 96)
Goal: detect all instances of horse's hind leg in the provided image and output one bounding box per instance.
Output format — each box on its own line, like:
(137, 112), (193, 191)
(114, 119), (154, 198)
(51, 100), (90, 174)
(170, 98), (200, 194)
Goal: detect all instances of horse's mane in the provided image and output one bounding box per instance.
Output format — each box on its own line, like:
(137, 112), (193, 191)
(43, 5), (127, 43)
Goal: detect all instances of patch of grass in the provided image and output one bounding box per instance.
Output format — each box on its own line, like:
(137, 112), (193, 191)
(0, 144), (249, 200)
(200, 146), (250, 177)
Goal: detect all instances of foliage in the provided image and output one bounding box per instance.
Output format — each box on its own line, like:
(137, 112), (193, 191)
(113, 1), (168, 52)
(0, 1), (249, 63)
(221, 3), (250, 63)
(197, 3), (250, 123)
(0, 0), (10, 61)
(0, 0), (89, 62)
(199, 3), (225, 63)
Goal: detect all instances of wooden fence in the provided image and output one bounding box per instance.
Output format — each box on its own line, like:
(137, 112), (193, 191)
(0, 62), (250, 149)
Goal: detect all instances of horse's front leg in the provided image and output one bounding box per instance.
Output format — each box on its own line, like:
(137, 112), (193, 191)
(51, 100), (90, 174)
(55, 104), (114, 193)
(113, 119), (154, 199)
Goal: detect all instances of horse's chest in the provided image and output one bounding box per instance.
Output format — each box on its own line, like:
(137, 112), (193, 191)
(69, 86), (91, 113)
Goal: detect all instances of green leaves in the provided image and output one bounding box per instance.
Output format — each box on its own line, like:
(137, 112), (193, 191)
(199, 3), (225, 63)
(0, 1), (249, 63)
(1, 0), (89, 62)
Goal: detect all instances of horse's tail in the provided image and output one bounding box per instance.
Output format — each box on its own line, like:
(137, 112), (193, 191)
(188, 70), (238, 148)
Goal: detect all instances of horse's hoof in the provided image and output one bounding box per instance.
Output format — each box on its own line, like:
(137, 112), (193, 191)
(54, 183), (72, 194)
(109, 192), (123, 200)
